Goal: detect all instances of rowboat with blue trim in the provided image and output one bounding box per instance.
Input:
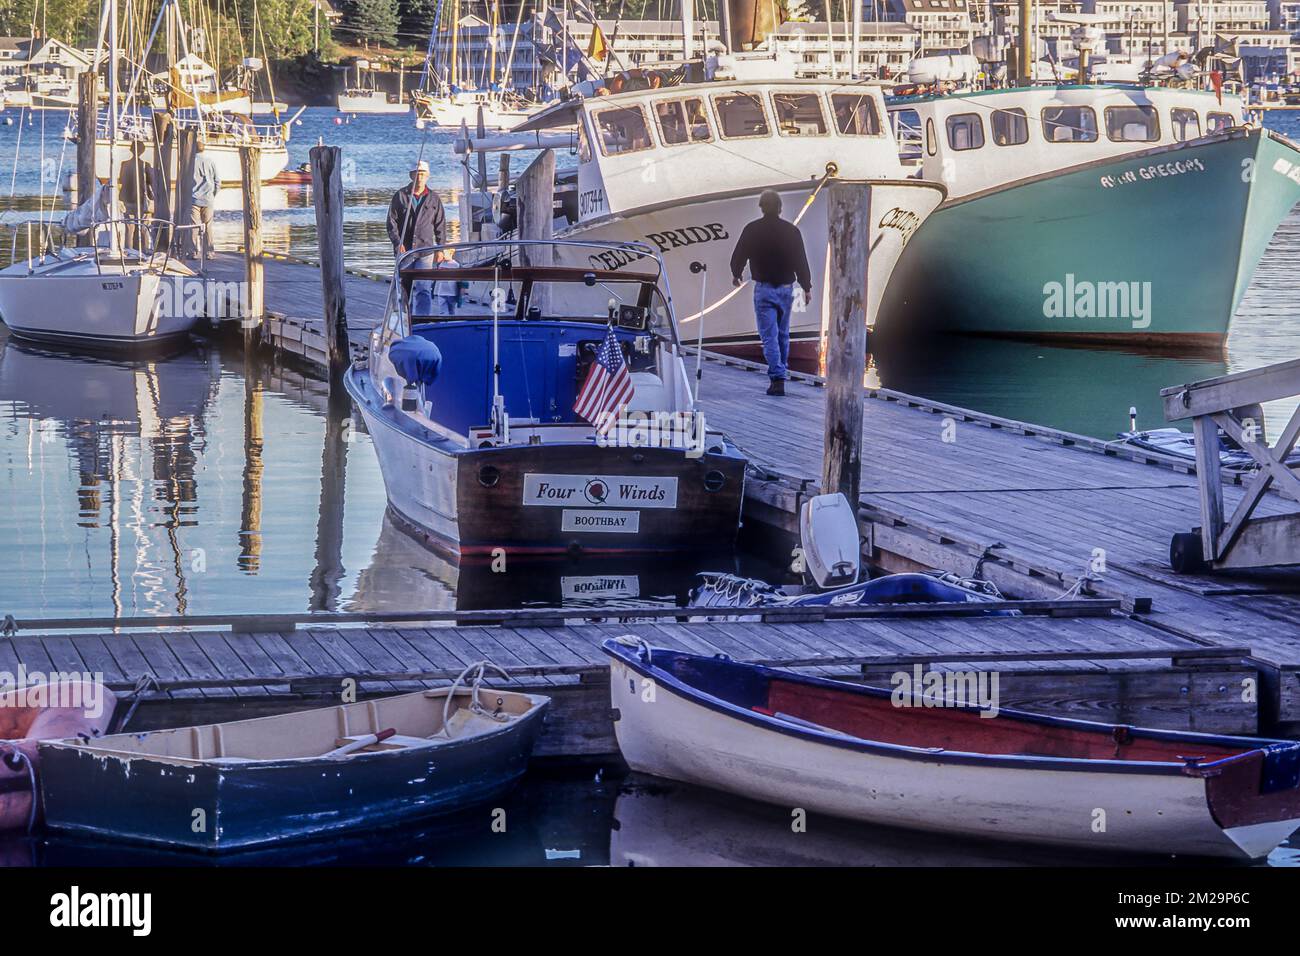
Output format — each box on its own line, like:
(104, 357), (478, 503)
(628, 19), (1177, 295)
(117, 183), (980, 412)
(38, 671), (548, 851)
(604, 639), (1300, 860)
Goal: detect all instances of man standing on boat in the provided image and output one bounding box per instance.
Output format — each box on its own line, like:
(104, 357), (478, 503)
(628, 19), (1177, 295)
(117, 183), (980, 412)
(190, 139), (221, 266)
(729, 190), (811, 396)
(387, 159), (446, 316)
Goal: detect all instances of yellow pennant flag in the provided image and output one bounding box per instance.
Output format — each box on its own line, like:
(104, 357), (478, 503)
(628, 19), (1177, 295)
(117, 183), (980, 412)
(587, 24), (608, 62)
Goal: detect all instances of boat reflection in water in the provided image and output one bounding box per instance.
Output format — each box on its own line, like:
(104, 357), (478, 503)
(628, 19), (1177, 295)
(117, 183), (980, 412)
(0, 335), (221, 615)
(610, 777), (1296, 868)
(347, 511), (747, 612)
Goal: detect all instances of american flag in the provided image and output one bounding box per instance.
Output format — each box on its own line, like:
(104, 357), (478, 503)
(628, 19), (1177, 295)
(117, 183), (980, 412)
(574, 326), (634, 435)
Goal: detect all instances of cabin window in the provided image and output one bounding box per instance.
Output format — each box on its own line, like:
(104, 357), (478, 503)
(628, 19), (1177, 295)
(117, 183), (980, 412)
(713, 92), (770, 138)
(831, 93), (882, 135)
(1041, 105), (1098, 143)
(655, 98), (712, 145)
(772, 92), (828, 136)
(990, 108), (1028, 146)
(1104, 105), (1159, 142)
(946, 113), (984, 150)
(1208, 111), (1234, 132)
(593, 105), (654, 156)
(925, 118), (937, 155)
(1171, 107), (1201, 141)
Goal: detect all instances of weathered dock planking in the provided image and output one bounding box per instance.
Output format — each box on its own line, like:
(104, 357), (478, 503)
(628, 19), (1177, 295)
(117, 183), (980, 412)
(1, 607), (1259, 756)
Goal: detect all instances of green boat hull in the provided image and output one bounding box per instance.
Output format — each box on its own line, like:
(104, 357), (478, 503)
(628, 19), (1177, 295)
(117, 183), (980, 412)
(877, 127), (1300, 347)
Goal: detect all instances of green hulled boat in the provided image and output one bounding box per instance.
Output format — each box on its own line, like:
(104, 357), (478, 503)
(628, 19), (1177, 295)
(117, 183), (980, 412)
(879, 85), (1300, 348)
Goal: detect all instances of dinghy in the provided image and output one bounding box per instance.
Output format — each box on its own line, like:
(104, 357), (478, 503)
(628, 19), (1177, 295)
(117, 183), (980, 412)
(689, 570), (1010, 613)
(0, 681), (116, 832)
(39, 668), (547, 851)
(604, 639), (1300, 860)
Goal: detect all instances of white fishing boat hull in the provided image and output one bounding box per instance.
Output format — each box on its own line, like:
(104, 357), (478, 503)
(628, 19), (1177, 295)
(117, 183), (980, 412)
(93, 138), (288, 185)
(560, 179), (945, 360)
(337, 91), (409, 114)
(608, 653), (1299, 860)
(416, 94), (538, 130)
(0, 255), (199, 349)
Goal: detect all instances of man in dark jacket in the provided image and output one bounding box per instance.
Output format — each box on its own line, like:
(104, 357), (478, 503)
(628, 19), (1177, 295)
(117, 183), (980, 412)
(118, 141), (155, 253)
(729, 190), (812, 396)
(387, 159), (446, 315)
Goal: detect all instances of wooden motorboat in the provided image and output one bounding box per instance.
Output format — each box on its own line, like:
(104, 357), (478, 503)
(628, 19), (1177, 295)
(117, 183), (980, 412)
(38, 673), (548, 851)
(604, 639), (1300, 860)
(1, 681), (117, 832)
(345, 239), (748, 558)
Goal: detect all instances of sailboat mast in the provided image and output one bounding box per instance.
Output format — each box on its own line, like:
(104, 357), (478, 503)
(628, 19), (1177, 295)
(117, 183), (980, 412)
(681, 0), (694, 60)
(489, 0), (499, 88)
(108, 0), (120, 229)
(450, 0), (460, 88)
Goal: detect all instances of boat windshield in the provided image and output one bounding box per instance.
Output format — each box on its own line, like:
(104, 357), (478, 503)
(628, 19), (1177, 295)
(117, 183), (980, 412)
(389, 239), (678, 345)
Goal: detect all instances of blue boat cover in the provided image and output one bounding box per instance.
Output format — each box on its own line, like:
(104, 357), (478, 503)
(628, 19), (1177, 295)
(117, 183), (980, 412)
(390, 335), (443, 387)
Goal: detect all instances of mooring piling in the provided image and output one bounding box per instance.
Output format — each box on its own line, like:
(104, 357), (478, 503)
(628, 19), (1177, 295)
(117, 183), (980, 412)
(309, 144), (350, 384)
(239, 145), (264, 350)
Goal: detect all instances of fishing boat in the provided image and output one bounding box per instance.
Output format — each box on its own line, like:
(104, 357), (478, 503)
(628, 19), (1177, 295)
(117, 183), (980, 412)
(345, 238), (748, 559)
(458, 77), (945, 363)
(336, 59), (409, 114)
(1, 681), (117, 832)
(604, 639), (1300, 860)
(878, 82), (1300, 348)
(39, 668), (548, 851)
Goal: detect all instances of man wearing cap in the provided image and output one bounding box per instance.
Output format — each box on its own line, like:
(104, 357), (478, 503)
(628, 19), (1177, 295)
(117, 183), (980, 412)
(729, 190), (811, 396)
(386, 159), (446, 316)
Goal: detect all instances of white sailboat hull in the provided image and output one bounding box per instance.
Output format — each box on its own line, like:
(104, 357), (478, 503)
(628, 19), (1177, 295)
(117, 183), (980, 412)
(416, 95), (537, 129)
(560, 179), (945, 359)
(608, 655), (1299, 860)
(93, 139), (288, 185)
(0, 257), (199, 349)
(336, 92), (409, 114)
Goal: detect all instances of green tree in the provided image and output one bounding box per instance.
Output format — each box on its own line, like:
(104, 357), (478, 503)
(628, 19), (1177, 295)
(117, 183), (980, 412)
(346, 0), (400, 46)
(399, 0), (439, 41)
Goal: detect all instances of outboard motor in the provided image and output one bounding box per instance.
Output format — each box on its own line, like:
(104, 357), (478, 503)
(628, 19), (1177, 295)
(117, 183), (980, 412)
(799, 493), (861, 590)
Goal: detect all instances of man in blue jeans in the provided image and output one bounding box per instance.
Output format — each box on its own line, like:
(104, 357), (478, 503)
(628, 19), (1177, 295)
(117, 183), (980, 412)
(729, 190), (812, 396)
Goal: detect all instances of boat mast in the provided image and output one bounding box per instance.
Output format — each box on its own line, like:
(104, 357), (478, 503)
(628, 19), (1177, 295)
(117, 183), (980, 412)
(681, 0), (694, 61)
(450, 0), (460, 89)
(1018, 0), (1033, 85)
(489, 0), (499, 89)
(851, 0), (861, 78)
(107, 0), (120, 247)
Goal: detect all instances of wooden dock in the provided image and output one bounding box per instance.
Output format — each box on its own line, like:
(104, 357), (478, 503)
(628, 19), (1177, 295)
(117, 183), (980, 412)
(8, 245), (1298, 754)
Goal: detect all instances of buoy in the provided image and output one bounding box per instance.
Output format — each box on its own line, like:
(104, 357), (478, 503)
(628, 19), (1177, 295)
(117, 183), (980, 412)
(333, 116), (342, 125)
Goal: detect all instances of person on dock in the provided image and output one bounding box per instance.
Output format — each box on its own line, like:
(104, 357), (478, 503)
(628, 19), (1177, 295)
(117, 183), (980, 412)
(729, 190), (811, 396)
(190, 139), (221, 265)
(117, 142), (154, 253)
(387, 159), (446, 316)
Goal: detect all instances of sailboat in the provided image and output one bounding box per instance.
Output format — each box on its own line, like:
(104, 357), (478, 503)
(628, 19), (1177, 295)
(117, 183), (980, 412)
(412, 0), (545, 129)
(0, 0), (200, 351)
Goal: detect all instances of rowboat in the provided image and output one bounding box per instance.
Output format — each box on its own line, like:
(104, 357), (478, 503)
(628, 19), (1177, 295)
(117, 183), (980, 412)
(604, 639), (1300, 860)
(39, 671), (548, 851)
(1, 681), (117, 832)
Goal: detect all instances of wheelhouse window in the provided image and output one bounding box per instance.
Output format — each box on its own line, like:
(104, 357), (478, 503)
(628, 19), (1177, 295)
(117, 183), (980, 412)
(925, 117), (936, 156)
(1207, 111), (1234, 132)
(1105, 105), (1159, 142)
(772, 92), (828, 136)
(593, 105), (654, 156)
(946, 112), (984, 150)
(990, 108), (1028, 145)
(655, 98), (712, 145)
(712, 92), (770, 138)
(1171, 107), (1201, 142)
(1041, 105), (1098, 143)
(831, 93), (882, 135)
(577, 117), (593, 162)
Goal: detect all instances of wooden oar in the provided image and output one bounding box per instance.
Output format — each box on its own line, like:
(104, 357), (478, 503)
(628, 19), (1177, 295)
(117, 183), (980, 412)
(324, 728), (396, 758)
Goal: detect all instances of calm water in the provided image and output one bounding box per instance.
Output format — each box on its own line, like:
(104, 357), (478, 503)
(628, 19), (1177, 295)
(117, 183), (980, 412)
(1, 772), (1295, 866)
(1, 108), (1298, 867)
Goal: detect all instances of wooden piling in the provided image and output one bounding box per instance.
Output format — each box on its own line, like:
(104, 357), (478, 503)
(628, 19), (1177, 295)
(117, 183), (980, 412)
(821, 181), (872, 512)
(176, 127), (197, 257)
(310, 145), (349, 382)
(151, 113), (175, 253)
(76, 71), (97, 202)
(516, 148), (555, 316)
(239, 146), (264, 349)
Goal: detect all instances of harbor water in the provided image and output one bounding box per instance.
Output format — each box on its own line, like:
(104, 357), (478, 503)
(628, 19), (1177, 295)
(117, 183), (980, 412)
(1, 108), (1298, 866)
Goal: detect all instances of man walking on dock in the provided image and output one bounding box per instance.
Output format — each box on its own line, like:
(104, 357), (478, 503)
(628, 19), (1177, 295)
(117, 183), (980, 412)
(729, 190), (811, 396)
(387, 159), (446, 316)
(190, 139), (221, 266)
(118, 141), (154, 253)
